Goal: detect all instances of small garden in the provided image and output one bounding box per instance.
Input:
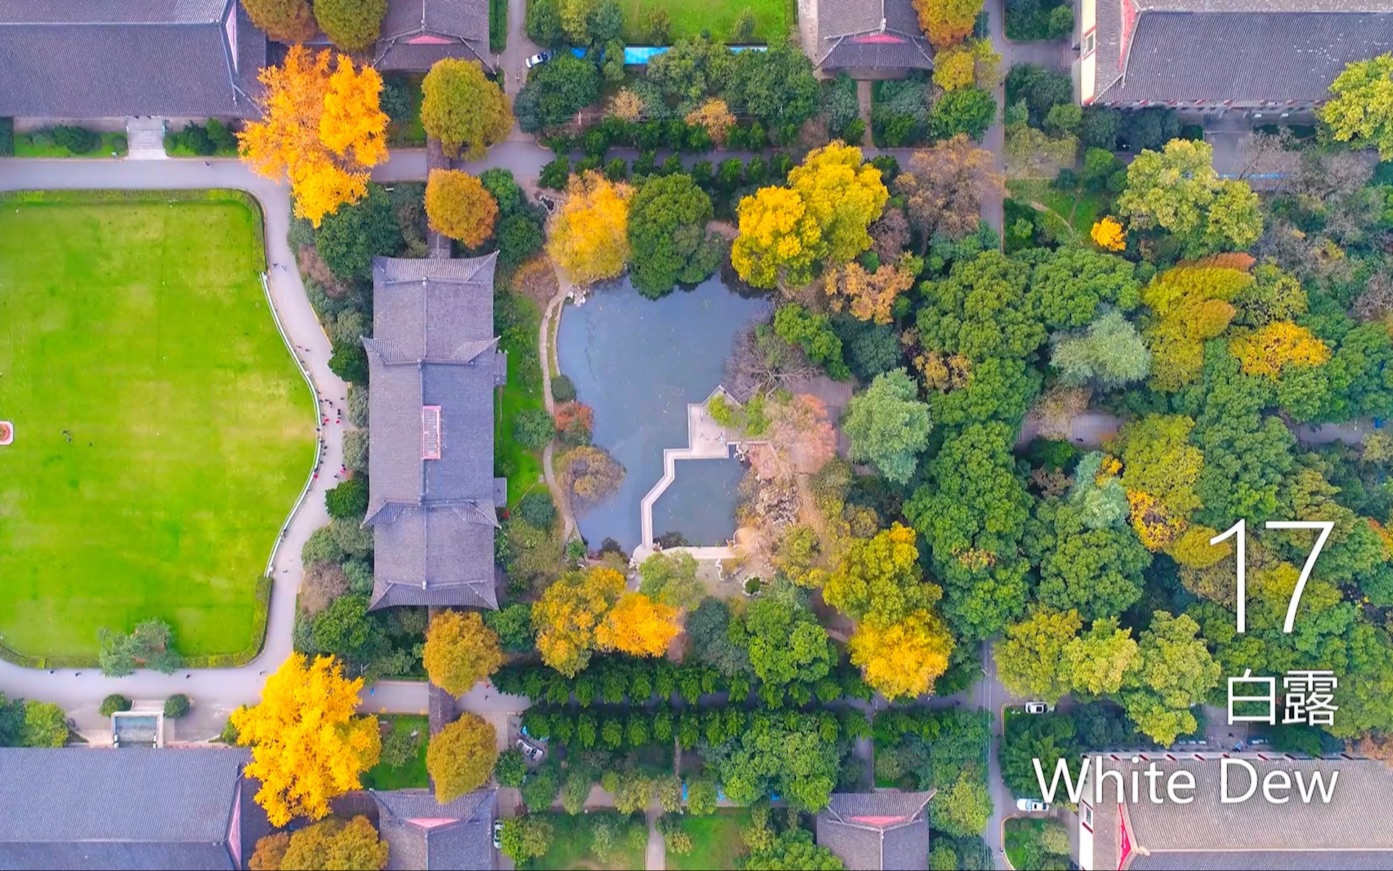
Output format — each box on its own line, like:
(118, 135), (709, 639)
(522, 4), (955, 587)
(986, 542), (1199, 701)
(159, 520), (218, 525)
(1004, 817), (1070, 871)
(666, 808), (751, 870)
(361, 715), (429, 790)
(522, 811), (647, 870)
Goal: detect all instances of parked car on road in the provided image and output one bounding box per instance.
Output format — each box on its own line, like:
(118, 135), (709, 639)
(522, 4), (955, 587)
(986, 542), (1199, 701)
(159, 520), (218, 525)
(525, 51), (552, 69)
(1024, 701), (1049, 714)
(493, 819), (504, 849)
(515, 737), (544, 762)
(1016, 798), (1049, 812)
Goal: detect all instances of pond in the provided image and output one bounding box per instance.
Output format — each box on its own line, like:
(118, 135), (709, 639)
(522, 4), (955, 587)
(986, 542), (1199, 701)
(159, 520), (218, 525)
(556, 275), (771, 552)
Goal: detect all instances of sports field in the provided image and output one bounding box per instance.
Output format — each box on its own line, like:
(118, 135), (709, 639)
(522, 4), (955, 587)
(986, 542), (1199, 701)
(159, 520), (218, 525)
(620, 0), (795, 44)
(0, 192), (315, 661)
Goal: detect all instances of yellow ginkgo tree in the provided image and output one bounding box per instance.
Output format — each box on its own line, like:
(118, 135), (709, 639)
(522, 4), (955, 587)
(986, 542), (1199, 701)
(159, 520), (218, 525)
(232, 653), (381, 827)
(239, 46), (389, 227)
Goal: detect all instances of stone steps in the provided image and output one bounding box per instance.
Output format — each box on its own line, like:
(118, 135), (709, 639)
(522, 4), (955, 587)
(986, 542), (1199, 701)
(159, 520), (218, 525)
(124, 117), (168, 160)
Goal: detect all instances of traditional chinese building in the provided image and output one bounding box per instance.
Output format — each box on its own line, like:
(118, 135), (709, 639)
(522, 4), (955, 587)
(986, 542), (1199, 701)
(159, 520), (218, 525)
(1076, 754), (1393, 869)
(1073, 0), (1393, 115)
(798, 0), (934, 78)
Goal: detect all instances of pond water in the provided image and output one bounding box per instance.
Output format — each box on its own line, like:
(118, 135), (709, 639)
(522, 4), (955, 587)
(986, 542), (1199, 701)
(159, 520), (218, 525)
(556, 275), (771, 552)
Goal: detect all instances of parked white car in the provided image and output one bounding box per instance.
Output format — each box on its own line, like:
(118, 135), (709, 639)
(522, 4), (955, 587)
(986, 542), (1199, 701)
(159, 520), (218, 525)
(1024, 701), (1049, 714)
(493, 819), (504, 849)
(515, 737), (544, 762)
(525, 51), (552, 69)
(1017, 798), (1050, 812)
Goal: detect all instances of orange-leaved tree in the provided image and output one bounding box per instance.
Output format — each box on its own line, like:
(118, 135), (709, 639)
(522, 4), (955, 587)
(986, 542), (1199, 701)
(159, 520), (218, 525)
(239, 46), (389, 227)
(1230, 321), (1331, 380)
(422, 609), (504, 696)
(425, 169), (500, 248)
(547, 171), (633, 286)
(426, 713), (498, 802)
(1092, 217), (1127, 251)
(913, 0), (983, 49)
(532, 566), (626, 676)
(847, 609), (955, 700)
(421, 58), (514, 159)
(824, 258), (917, 324)
(595, 592), (681, 657)
(232, 653), (381, 827)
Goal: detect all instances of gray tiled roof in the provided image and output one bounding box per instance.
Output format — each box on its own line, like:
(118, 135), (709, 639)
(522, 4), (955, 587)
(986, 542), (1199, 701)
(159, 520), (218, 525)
(815, 791), (933, 870)
(0, 747), (264, 871)
(813, 0), (932, 70)
(0, 0), (265, 118)
(1082, 756), (1393, 870)
(1092, 0), (1393, 105)
(371, 788), (496, 871)
(376, 0), (491, 71)
(365, 255), (502, 611)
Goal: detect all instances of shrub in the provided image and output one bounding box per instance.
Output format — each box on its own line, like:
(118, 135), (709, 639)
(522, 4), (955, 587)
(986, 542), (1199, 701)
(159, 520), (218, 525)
(302, 526), (345, 566)
(99, 694), (131, 717)
(53, 125), (99, 154)
(518, 490), (558, 528)
(343, 430), (369, 474)
(552, 374), (577, 404)
(348, 385), (370, 427)
(553, 401), (594, 445)
(0, 118), (13, 156)
(1052, 167), (1078, 190)
(325, 476), (369, 519)
(329, 342), (369, 384)
(513, 408), (556, 450)
(163, 694), (191, 719)
(540, 157), (570, 190)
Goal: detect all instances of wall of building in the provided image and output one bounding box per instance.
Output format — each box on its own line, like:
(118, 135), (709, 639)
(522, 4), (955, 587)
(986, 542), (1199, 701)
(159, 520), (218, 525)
(1076, 0), (1097, 102)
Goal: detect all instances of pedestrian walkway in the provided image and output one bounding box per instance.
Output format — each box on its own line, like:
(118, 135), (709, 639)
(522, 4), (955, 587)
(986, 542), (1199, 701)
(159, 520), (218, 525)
(124, 117), (167, 160)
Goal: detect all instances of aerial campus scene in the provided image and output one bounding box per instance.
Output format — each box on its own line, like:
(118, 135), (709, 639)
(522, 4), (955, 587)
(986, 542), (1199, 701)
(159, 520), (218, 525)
(6, 0), (1393, 869)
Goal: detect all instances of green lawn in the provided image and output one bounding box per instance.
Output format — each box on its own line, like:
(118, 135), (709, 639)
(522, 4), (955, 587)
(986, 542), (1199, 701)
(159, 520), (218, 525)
(619, 0), (795, 43)
(362, 715), (430, 790)
(14, 131), (127, 158)
(669, 809), (751, 870)
(0, 191), (315, 663)
(496, 294), (545, 510)
(525, 812), (647, 870)
(1004, 817), (1048, 870)
(1006, 178), (1107, 239)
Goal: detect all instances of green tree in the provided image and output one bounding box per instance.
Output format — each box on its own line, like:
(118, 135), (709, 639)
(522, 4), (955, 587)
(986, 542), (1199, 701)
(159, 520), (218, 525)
(1320, 54), (1393, 159)
(22, 701), (69, 747)
(1026, 246), (1140, 329)
(1001, 713), (1078, 798)
(773, 304), (850, 379)
(513, 407), (556, 449)
(711, 713), (841, 811)
(933, 773), (992, 837)
(907, 422), (1032, 640)
(1116, 139), (1262, 256)
(516, 53), (600, 133)
(843, 369), (932, 485)
(324, 477), (368, 519)
(744, 829), (845, 870)
(313, 0), (387, 51)
(929, 88), (997, 140)
(1051, 311), (1150, 388)
(637, 551), (705, 611)
(484, 602), (537, 654)
(526, 0), (565, 46)
(493, 748), (527, 788)
(1063, 617), (1139, 697)
(725, 40), (820, 130)
(917, 251), (1043, 362)
(741, 580), (833, 687)
(686, 778), (719, 815)
(421, 58), (514, 159)
(628, 174), (717, 298)
(1121, 612), (1222, 746)
(1028, 502), (1151, 621)
(824, 524), (939, 622)
(426, 714), (498, 802)
(995, 608), (1081, 703)
(685, 599), (751, 676)
(500, 816), (555, 862)
(314, 184), (402, 282)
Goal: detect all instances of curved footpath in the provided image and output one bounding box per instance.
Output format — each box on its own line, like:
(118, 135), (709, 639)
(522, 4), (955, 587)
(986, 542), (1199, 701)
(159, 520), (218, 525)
(0, 158), (395, 740)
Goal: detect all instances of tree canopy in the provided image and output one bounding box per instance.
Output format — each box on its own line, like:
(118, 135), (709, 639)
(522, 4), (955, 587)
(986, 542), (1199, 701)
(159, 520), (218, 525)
(627, 174), (717, 298)
(842, 369), (933, 485)
(422, 610), (504, 696)
(427, 714), (498, 802)
(421, 59), (514, 159)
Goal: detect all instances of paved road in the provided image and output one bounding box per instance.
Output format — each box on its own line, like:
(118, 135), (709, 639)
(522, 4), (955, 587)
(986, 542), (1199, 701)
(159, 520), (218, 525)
(0, 157), (352, 740)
